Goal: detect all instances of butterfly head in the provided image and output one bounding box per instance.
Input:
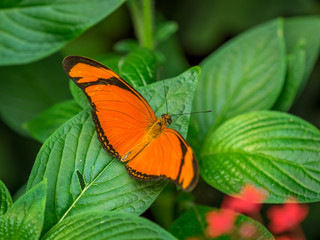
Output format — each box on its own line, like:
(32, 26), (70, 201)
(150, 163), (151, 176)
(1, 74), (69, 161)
(161, 114), (172, 126)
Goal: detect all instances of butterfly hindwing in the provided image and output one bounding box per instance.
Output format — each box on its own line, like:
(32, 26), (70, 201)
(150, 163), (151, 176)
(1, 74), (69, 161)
(63, 56), (157, 160)
(125, 128), (198, 192)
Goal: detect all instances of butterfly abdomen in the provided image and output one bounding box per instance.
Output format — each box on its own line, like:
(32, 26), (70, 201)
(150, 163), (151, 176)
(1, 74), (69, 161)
(121, 115), (171, 162)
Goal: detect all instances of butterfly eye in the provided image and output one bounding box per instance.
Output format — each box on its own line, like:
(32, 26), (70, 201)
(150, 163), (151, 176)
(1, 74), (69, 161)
(157, 122), (161, 126)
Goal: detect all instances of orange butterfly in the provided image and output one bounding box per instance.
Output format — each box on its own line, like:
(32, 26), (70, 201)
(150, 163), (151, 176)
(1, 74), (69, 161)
(63, 56), (198, 191)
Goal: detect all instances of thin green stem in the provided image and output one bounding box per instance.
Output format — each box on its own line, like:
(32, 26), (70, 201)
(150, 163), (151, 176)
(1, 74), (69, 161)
(142, 0), (154, 49)
(127, 0), (154, 49)
(128, 0), (143, 44)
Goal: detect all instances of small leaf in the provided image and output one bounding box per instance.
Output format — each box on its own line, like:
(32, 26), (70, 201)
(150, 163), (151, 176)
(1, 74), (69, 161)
(0, 180), (13, 217)
(25, 99), (82, 142)
(42, 211), (177, 240)
(0, 0), (126, 65)
(190, 19), (286, 148)
(27, 67), (200, 232)
(200, 111), (320, 203)
(114, 39), (140, 54)
(155, 21), (179, 43)
(0, 54), (71, 136)
(69, 81), (90, 109)
(118, 48), (158, 87)
(169, 205), (274, 240)
(273, 42), (306, 111)
(0, 180), (47, 240)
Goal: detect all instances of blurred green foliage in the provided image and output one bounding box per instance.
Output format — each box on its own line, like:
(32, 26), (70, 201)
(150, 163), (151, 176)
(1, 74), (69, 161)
(0, 0), (320, 239)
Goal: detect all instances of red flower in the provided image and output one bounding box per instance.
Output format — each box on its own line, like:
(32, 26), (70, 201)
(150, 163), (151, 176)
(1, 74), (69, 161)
(221, 184), (267, 214)
(268, 200), (308, 234)
(206, 209), (238, 238)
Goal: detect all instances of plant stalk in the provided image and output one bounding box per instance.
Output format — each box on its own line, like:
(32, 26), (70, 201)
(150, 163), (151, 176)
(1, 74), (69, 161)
(127, 0), (154, 49)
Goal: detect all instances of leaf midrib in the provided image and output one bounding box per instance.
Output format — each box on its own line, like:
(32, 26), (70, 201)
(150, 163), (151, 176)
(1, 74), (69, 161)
(57, 158), (115, 224)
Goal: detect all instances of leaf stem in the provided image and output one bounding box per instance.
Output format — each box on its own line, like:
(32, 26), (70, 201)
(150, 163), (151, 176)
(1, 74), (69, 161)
(128, 0), (154, 49)
(142, 0), (154, 49)
(58, 159), (115, 224)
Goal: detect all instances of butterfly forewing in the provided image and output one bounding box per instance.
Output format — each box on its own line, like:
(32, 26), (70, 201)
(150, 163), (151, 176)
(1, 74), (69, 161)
(63, 56), (156, 159)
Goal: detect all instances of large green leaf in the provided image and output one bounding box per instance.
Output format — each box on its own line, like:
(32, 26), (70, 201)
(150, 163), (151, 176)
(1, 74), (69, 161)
(27, 67), (200, 232)
(25, 99), (83, 142)
(0, 54), (71, 136)
(0, 180), (46, 240)
(42, 211), (177, 240)
(200, 111), (320, 203)
(190, 19), (286, 148)
(273, 42), (306, 111)
(0, 180), (13, 217)
(283, 16), (320, 84)
(0, 0), (125, 65)
(273, 16), (320, 111)
(170, 205), (274, 240)
(118, 48), (158, 87)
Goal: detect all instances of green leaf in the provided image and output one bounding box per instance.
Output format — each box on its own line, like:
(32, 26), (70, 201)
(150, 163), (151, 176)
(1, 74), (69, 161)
(283, 16), (320, 84)
(0, 180), (13, 217)
(69, 81), (90, 109)
(118, 48), (158, 87)
(169, 205), (274, 240)
(12, 184), (27, 202)
(27, 67), (200, 232)
(114, 39), (140, 54)
(24, 99), (83, 142)
(0, 0), (126, 65)
(0, 180), (47, 240)
(200, 111), (320, 203)
(42, 211), (177, 240)
(155, 21), (179, 43)
(190, 19), (286, 148)
(97, 53), (122, 73)
(273, 16), (320, 112)
(0, 54), (71, 136)
(273, 42), (306, 111)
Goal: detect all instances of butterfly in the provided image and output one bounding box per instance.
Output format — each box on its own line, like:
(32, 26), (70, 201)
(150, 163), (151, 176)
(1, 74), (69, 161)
(63, 56), (198, 191)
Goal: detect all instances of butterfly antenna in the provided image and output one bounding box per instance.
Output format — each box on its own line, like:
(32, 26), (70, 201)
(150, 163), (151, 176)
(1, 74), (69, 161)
(171, 110), (212, 117)
(161, 66), (169, 114)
